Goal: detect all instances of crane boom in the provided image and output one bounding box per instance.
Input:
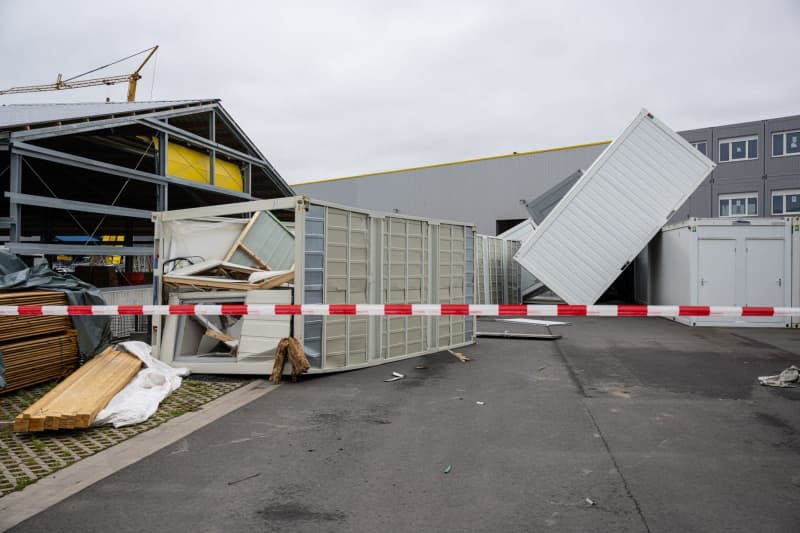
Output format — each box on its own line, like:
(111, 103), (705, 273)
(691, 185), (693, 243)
(0, 45), (159, 102)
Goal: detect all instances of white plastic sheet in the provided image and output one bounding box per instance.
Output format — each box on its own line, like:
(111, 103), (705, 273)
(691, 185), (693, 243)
(93, 341), (190, 428)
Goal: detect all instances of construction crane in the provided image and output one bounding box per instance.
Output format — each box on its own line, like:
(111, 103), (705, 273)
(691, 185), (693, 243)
(0, 45), (159, 102)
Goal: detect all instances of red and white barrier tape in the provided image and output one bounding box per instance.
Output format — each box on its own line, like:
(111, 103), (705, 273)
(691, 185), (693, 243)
(0, 304), (798, 317)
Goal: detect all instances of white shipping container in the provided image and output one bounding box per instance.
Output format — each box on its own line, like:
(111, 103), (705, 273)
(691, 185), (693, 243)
(649, 218), (792, 327)
(514, 109), (716, 304)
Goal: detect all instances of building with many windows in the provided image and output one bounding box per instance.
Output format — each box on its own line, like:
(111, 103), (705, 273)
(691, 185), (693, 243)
(678, 114), (800, 221)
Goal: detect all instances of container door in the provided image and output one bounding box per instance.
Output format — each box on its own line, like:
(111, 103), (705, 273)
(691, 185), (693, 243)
(697, 239), (736, 305)
(745, 239), (785, 305)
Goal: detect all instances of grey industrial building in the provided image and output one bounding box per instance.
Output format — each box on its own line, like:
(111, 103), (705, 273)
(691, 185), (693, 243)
(294, 114), (800, 235)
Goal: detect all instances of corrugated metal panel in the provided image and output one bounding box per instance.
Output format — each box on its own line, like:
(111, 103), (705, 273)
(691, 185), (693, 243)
(464, 229), (475, 342)
(0, 100), (208, 129)
(475, 235), (486, 305)
(525, 169), (584, 224)
(505, 240), (521, 304)
(438, 224), (465, 346)
(382, 217), (429, 358)
(325, 208), (368, 368)
(514, 109), (716, 304)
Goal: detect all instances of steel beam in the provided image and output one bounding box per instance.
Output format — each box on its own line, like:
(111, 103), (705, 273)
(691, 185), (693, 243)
(244, 163), (252, 195)
(209, 110), (216, 186)
(12, 141), (253, 200)
(6, 242), (153, 256)
(4, 192), (152, 219)
(7, 103), (220, 142)
(138, 118), (265, 168)
(154, 195), (303, 222)
(9, 154), (21, 242)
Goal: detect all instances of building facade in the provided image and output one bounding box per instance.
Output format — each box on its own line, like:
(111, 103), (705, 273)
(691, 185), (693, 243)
(677, 114), (800, 222)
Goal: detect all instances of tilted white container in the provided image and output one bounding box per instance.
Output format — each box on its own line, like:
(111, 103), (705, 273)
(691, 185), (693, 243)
(514, 109), (716, 304)
(649, 218), (792, 327)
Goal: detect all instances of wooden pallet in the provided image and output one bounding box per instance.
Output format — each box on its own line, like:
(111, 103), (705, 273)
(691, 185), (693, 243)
(0, 290), (71, 343)
(1, 331), (79, 394)
(14, 347), (142, 432)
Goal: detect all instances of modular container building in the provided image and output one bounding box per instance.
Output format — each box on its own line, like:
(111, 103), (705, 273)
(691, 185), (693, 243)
(649, 218), (793, 327)
(514, 109), (717, 304)
(151, 196), (477, 374)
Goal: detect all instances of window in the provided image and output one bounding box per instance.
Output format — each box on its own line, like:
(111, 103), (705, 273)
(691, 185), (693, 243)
(719, 192), (758, 217)
(771, 130), (800, 157)
(771, 189), (800, 215)
(718, 136), (758, 162)
(690, 141), (707, 155)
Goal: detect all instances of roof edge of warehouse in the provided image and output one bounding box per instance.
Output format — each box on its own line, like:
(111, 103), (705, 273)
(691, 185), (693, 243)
(292, 139), (612, 186)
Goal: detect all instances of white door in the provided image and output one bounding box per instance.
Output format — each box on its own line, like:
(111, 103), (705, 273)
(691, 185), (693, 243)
(745, 239), (785, 305)
(698, 239), (736, 305)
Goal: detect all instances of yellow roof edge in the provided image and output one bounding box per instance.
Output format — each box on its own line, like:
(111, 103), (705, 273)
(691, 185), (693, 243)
(291, 140), (612, 187)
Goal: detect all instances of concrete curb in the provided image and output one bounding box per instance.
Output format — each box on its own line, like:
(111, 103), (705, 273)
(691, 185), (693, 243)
(0, 379), (278, 531)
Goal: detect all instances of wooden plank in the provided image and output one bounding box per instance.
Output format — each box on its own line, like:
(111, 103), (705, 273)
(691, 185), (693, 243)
(14, 347), (142, 432)
(237, 242), (269, 270)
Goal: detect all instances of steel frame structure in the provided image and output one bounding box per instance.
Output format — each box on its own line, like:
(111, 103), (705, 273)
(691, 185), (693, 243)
(1, 100), (293, 258)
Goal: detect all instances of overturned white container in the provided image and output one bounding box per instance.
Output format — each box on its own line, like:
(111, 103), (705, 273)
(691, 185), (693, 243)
(514, 109), (716, 304)
(151, 196), (477, 374)
(650, 218), (792, 327)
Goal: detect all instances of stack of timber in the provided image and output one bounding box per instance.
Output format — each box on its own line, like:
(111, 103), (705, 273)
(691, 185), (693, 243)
(0, 291), (71, 342)
(0, 290), (79, 393)
(14, 347), (142, 432)
(1, 332), (79, 393)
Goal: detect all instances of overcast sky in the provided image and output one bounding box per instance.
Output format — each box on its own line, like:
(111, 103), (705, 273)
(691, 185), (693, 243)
(1, 1), (798, 184)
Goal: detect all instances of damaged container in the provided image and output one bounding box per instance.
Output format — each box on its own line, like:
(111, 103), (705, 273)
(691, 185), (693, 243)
(151, 197), (477, 374)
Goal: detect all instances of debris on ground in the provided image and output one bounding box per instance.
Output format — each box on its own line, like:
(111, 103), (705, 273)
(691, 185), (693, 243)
(448, 349), (472, 362)
(384, 372), (405, 382)
(758, 366), (799, 388)
(443, 465), (452, 474)
(270, 337), (310, 383)
(476, 330), (561, 340)
(585, 498), (596, 506)
(497, 318), (570, 327)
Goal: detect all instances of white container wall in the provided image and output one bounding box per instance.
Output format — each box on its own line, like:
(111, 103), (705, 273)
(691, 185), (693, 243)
(650, 218), (792, 327)
(790, 217), (800, 328)
(473, 234), (522, 305)
(151, 196), (476, 374)
(515, 109), (716, 304)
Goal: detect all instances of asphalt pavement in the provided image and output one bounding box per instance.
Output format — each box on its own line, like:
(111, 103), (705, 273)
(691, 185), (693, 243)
(8, 317), (800, 532)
